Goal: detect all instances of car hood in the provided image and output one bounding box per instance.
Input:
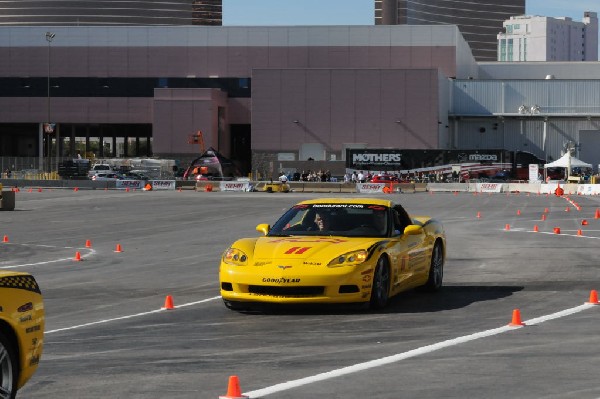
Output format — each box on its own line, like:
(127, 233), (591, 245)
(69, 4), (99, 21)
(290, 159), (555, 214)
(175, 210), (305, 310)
(250, 236), (382, 262)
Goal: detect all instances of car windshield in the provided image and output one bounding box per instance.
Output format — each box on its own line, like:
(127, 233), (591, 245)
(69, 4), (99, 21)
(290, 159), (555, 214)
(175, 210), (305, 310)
(269, 203), (389, 238)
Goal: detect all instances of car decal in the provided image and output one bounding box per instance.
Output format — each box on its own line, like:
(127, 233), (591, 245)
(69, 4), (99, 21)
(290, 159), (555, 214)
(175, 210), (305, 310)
(284, 246), (311, 254)
(269, 238), (348, 244)
(262, 278), (301, 283)
(0, 275), (41, 294)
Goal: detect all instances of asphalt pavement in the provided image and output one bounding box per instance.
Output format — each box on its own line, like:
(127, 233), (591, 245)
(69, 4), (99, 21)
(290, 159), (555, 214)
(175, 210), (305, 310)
(4, 188), (600, 399)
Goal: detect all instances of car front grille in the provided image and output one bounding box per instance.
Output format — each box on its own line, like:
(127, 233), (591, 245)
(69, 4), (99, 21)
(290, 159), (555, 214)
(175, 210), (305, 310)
(248, 285), (324, 297)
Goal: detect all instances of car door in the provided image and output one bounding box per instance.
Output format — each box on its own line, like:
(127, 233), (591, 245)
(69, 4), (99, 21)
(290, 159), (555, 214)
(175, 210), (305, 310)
(391, 206), (429, 291)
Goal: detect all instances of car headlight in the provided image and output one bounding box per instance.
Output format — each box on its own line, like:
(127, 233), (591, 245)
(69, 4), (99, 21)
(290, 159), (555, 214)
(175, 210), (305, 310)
(223, 248), (249, 266)
(328, 250), (368, 267)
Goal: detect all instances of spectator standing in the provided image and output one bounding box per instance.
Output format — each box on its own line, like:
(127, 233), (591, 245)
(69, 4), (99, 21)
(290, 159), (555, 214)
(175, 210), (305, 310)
(278, 172), (288, 183)
(357, 170), (365, 183)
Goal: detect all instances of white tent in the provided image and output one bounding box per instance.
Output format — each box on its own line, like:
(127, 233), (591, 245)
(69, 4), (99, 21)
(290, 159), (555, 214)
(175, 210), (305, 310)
(544, 153), (592, 169)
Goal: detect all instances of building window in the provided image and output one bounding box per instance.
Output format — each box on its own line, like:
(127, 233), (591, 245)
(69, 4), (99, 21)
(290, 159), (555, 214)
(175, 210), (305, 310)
(508, 39), (513, 61)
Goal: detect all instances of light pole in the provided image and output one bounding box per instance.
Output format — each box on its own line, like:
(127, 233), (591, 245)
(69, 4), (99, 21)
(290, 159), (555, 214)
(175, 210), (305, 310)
(46, 32), (55, 174)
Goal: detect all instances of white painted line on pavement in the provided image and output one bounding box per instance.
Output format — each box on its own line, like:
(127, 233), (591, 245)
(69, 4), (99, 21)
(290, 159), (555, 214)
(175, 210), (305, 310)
(45, 296), (222, 334)
(243, 303), (597, 398)
(1, 246), (96, 268)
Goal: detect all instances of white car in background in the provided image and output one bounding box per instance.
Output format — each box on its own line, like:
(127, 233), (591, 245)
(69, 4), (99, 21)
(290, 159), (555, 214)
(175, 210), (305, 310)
(91, 172), (124, 181)
(88, 164), (116, 178)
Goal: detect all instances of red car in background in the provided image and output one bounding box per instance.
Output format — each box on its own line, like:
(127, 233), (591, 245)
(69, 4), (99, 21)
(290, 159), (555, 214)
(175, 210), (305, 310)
(370, 174), (399, 184)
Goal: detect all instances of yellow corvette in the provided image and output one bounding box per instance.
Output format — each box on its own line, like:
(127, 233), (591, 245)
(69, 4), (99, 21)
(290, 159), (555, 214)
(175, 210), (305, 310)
(0, 271), (44, 399)
(220, 198), (445, 310)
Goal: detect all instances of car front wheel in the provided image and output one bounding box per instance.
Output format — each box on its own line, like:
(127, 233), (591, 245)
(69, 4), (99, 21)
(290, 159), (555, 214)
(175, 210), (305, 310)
(0, 330), (18, 399)
(369, 256), (390, 309)
(423, 241), (444, 291)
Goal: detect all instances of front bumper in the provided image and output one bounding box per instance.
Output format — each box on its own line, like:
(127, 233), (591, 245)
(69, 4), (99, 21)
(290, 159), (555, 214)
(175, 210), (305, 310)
(219, 262), (374, 304)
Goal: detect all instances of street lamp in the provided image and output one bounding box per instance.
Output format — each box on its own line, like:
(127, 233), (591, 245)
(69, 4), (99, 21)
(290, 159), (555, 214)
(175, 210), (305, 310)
(45, 31), (55, 174)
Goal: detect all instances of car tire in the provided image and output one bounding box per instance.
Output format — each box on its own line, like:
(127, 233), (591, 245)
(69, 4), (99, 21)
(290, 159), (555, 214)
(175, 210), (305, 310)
(0, 330), (18, 399)
(369, 256), (390, 309)
(423, 241), (444, 292)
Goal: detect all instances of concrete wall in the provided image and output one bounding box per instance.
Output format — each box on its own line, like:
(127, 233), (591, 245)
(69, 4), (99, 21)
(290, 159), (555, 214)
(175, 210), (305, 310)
(252, 68), (441, 154)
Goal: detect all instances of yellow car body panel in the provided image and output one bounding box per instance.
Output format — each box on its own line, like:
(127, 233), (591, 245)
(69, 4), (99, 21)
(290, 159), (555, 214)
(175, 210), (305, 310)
(0, 270), (45, 390)
(254, 181), (290, 193)
(220, 198), (446, 308)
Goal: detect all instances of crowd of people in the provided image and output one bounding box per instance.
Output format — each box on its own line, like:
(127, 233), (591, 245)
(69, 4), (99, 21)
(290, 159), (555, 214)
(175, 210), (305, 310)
(276, 169), (463, 184)
(280, 170), (334, 182)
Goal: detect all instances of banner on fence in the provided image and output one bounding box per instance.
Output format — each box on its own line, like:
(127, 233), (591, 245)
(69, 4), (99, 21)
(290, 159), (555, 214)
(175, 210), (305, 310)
(220, 181), (250, 191)
(476, 183), (503, 193)
(149, 180), (176, 190)
(356, 183), (385, 193)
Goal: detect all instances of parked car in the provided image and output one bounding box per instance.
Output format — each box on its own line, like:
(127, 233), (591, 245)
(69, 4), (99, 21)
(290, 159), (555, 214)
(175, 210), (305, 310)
(370, 174), (399, 184)
(91, 172), (124, 181)
(121, 172), (149, 180)
(87, 164), (116, 178)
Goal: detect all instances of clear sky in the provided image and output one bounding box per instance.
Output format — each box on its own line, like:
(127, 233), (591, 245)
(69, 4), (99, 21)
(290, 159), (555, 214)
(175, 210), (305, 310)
(222, 0), (599, 26)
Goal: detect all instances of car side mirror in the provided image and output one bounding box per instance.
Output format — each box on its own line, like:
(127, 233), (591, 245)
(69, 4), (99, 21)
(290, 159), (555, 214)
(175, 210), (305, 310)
(256, 223), (270, 235)
(403, 224), (423, 236)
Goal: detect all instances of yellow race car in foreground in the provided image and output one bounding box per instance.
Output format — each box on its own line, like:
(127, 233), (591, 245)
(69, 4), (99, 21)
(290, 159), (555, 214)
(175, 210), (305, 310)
(220, 198), (445, 310)
(0, 271), (45, 399)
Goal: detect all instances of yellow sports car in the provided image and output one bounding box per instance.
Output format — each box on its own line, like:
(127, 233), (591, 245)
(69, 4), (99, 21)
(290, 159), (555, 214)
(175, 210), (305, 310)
(220, 198), (445, 310)
(0, 271), (45, 398)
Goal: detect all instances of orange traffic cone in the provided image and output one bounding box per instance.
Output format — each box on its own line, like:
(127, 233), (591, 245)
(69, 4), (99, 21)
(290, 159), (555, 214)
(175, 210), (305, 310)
(162, 295), (174, 310)
(219, 375), (248, 399)
(533, 225), (539, 233)
(74, 187), (79, 192)
(2, 235), (8, 243)
(544, 208), (549, 213)
(509, 309), (525, 326)
(85, 239), (92, 248)
(38, 187), (42, 192)
(114, 243), (123, 253)
(587, 290), (599, 305)
(74, 251), (82, 261)
(516, 209), (521, 216)
(476, 211), (481, 219)
(541, 214), (546, 221)
(504, 224), (510, 231)
(577, 229), (583, 236)
(582, 219), (588, 226)
(595, 209), (600, 219)
(565, 207), (570, 212)
(553, 227), (561, 234)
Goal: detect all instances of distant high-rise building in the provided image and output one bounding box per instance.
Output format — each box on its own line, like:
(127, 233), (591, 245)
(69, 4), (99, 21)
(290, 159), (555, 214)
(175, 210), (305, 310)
(375, 0), (525, 61)
(497, 12), (598, 62)
(0, 0), (222, 26)
(193, 0), (223, 26)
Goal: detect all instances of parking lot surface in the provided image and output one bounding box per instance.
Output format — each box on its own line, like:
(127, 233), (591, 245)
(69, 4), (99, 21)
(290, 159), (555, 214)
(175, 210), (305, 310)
(4, 189), (600, 398)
